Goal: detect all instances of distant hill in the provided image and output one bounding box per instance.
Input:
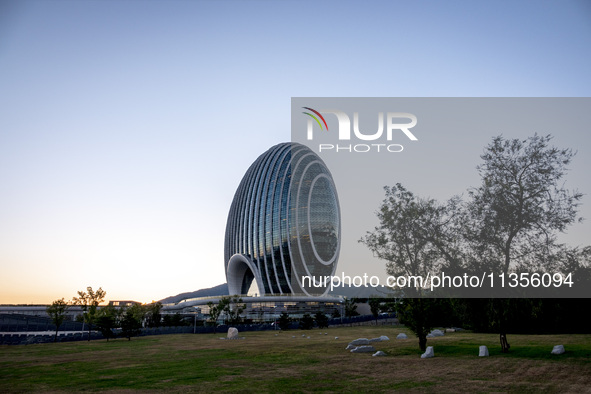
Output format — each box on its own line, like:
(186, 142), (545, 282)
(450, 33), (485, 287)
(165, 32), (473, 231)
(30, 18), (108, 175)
(159, 283), (394, 304)
(158, 283), (229, 304)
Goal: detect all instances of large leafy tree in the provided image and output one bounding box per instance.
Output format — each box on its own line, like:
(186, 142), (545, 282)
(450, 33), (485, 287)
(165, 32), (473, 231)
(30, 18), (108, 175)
(360, 184), (460, 350)
(465, 134), (583, 352)
(46, 298), (70, 342)
(361, 135), (587, 353)
(465, 134), (582, 276)
(73, 286), (106, 341)
(361, 184), (462, 286)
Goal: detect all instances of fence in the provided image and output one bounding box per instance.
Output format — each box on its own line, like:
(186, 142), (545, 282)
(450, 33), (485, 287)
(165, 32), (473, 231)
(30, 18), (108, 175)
(0, 313), (397, 345)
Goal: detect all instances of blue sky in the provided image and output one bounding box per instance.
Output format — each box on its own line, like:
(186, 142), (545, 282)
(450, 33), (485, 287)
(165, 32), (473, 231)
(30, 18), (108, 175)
(1, 0), (590, 304)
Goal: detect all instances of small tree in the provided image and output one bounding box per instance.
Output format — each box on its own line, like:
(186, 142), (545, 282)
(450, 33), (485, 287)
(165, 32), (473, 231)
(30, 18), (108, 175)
(120, 304), (144, 340)
(46, 298), (69, 342)
(207, 300), (224, 333)
(223, 295), (245, 325)
(96, 304), (119, 341)
(368, 298), (381, 325)
(73, 286), (106, 341)
(299, 313), (314, 330)
(343, 297), (359, 326)
(278, 312), (291, 330)
(145, 302), (162, 328)
(314, 311), (329, 329)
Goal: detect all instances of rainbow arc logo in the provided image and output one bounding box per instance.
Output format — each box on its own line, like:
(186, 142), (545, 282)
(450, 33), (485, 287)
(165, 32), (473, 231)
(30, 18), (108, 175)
(302, 107), (328, 131)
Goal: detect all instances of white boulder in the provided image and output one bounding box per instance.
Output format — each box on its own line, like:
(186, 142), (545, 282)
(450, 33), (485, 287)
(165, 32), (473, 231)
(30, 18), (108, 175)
(396, 333), (408, 339)
(479, 345), (489, 357)
(551, 345), (565, 355)
(430, 329), (445, 337)
(349, 338), (370, 346)
(421, 346), (435, 358)
(372, 351), (387, 357)
(379, 335), (390, 341)
(227, 327), (239, 339)
(350, 345), (376, 353)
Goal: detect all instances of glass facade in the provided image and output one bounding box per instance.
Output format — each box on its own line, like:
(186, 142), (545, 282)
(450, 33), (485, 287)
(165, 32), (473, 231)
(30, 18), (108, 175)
(225, 143), (340, 296)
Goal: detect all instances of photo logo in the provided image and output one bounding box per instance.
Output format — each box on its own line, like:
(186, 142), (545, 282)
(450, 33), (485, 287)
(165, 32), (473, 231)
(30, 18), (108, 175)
(302, 107), (329, 131)
(302, 108), (418, 153)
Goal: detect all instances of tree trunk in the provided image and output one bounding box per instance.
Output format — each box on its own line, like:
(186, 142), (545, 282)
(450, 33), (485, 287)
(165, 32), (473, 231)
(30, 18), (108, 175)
(500, 332), (510, 353)
(54, 329), (58, 342)
(419, 335), (427, 352)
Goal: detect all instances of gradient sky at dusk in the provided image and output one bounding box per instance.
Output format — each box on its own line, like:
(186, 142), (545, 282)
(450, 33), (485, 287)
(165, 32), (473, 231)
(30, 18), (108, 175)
(1, 0), (590, 304)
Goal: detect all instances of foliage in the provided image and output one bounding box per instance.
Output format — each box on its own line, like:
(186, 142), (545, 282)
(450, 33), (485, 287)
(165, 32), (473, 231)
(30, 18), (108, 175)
(278, 312), (291, 330)
(207, 301), (223, 333)
(360, 134), (589, 352)
(396, 298), (438, 351)
(343, 297), (359, 320)
(72, 286), (106, 341)
(46, 298), (70, 342)
(144, 302), (162, 328)
(358, 184), (458, 349)
(120, 305), (143, 340)
(224, 295), (246, 325)
(368, 298), (381, 324)
(360, 183), (462, 291)
(314, 311), (329, 329)
(96, 304), (119, 341)
(465, 134), (583, 276)
(299, 313), (314, 330)
(162, 313), (188, 327)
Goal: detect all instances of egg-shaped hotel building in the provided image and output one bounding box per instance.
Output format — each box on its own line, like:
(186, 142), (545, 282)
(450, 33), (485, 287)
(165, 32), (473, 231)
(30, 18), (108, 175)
(224, 142), (340, 297)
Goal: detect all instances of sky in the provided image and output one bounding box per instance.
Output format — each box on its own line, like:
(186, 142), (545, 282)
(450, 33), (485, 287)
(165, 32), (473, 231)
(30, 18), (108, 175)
(1, 0), (590, 304)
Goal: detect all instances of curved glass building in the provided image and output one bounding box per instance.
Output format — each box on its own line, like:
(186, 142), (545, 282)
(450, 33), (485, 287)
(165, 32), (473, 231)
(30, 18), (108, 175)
(224, 142), (340, 296)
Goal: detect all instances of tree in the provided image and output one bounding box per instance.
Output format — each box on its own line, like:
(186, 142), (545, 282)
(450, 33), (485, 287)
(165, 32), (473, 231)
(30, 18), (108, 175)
(120, 305), (143, 340)
(361, 134), (588, 353)
(359, 184), (459, 349)
(343, 297), (359, 326)
(466, 134), (583, 352)
(299, 313), (314, 330)
(73, 287), (106, 341)
(368, 298), (381, 325)
(163, 312), (187, 327)
(207, 300), (224, 333)
(46, 298), (69, 342)
(222, 295), (245, 325)
(396, 298), (438, 351)
(360, 184), (462, 295)
(278, 312), (291, 330)
(145, 302), (162, 328)
(314, 311), (329, 329)
(96, 304), (119, 341)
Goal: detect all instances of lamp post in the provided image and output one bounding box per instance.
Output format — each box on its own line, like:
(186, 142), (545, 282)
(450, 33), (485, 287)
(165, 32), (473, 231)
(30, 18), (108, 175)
(193, 307), (199, 334)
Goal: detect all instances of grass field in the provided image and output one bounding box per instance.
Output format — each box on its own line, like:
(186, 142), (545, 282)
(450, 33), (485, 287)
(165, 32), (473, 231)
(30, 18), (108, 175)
(1, 326), (590, 393)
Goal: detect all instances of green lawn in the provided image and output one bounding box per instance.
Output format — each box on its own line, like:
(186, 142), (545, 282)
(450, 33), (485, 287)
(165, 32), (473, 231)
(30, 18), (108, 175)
(1, 326), (590, 392)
